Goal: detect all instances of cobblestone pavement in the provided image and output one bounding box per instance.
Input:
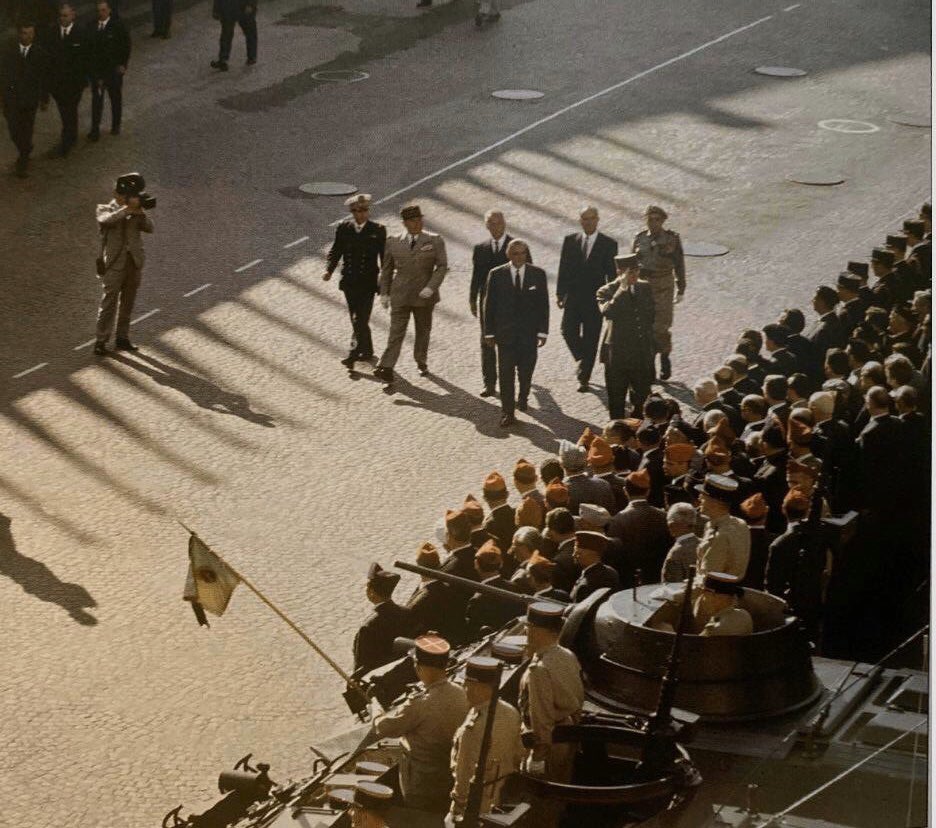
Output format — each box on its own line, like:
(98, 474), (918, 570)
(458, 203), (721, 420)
(0, 0), (929, 825)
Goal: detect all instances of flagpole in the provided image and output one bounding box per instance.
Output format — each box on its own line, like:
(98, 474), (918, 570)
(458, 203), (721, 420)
(179, 522), (361, 690)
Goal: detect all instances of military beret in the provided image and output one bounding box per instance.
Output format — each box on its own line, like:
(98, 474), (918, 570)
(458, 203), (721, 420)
(740, 492), (768, 520)
(345, 193), (372, 208)
(707, 417), (736, 447)
(815, 285), (839, 306)
(465, 656), (503, 684)
(664, 442), (696, 462)
(587, 436), (614, 467)
(462, 494), (485, 525)
(762, 323), (790, 346)
(416, 541), (440, 569)
(516, 495), (544, 528)
(513, 458), (537, 485)
(871, 247), (895, 266)
(695, 473), (739, 503)
(482, 471), (508, 495)
(703, 440), (730, 465)
(545, 479), (570, 507)
(527, 601), (565, 630)
(837, 272), (863, 292)
(626, 468), (652, 490)
(412, 633), (451, 668)
(614, 253), (639, 269)
(645, 205), (669, 219)
(904, 219), (926, 237)
(885, 234), (908, 252)
(846, 261), (869, 278)
(366, 562), (400, 597)
(703, 571), (743, 596)
(400, 204), (422, 220)
(445, 508), (471, 538)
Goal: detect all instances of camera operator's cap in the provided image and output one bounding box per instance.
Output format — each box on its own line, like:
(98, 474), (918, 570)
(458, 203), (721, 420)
(904, 219), (926, 237)
(345, 193), (372, 208)
(885, 233), (908, 251)
(465, 655), (502, 685)
(614, 253), (639, 269)
(527, 601), (565, 630)
(366, 562), (400, 598)
(703, 571), (743, 596)
(400, 204), (422, 219)
(115, 171), (145, 195)
(871, 247), (895, 266)
(327, 788), (355, 810)
(846, 260), (869, 278)
(837, 272), (862, 292)
(353, 781), (394, 814)
(645, 204), (668, 219)
(411, 633), (450, 668)
(694, 473), (739, 503)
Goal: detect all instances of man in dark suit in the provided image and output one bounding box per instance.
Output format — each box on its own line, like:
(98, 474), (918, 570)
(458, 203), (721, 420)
(763, 323), (798, 376)
(439, 508), (479, 643)
(211, 0), (257, 70)
(324, 193), (386, 368)
(557, 206), (618, 391)
(778, 309), (817, 379)
(596, 254), (655, 418)
(855, 386), (907, 514)
(465, 543), (521, 639)
(544, 507), (579, 593)
(607, 469), (671, 581)
(151, 0), (172, 38)
(483, 239), (549, 427)
(42, 3), (85, 157)
(835, 272), (865, 334)
(470, 210), (513, 397)
(807, 286), (845, 369)
(904, 220), (931, 287)
(87, 0), (128, 139)
(352, 563), (414, 674)
(570, 531), (619, 602)
(1, 21), (49, 177)
(405, 543), (457, 641)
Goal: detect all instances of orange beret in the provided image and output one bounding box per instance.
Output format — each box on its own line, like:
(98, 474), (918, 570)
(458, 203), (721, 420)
(664, 442), (695, 462)
(626, 468), (651, 490)
(783, 488), (811, 512)
(707, 418), (737, 447)
(482, 471), (507, 495)
(787, 417), (813, 446)
(587, 436), (614, 467)
(515, 495), (545, 528)
(527, 551), (554, 568)
(416, 542), (441, 568)
(545, 479), (570, 507)
(513, 458), (537, 485)
(475, 540), (503, 571)
(577, 427), (596, 448)
(462, 494), (484, 525)
(740, 493), (768, 520)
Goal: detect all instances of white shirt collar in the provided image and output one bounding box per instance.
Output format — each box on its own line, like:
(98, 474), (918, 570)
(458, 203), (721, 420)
(61, 23), (73, 35)
(511, 264), (526, 279)
(353, 220), (366, 232)
(492, 234), (505, 249)
(98, 16), (110, 27)
(20, 44), (30, 55)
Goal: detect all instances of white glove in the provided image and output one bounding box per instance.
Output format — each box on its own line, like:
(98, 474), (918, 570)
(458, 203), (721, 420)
(673, 293), (683, 305)
(443, 813), (459, 828)
(380, 295), (390, 309)
(523, 755), (546, 776)
(418, 287), (434, 299)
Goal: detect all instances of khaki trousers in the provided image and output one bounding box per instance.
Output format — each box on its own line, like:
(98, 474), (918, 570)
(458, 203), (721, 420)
(96, 259), (141, 342)
(646, 272), (675, 354)
(378, 304), (434, 369)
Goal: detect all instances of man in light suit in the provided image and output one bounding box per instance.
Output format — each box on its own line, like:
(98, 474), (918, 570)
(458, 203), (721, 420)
(557, 206), (618, 391)
(483, 239), (549, 426)
(93, 172), (153, 355)
(375, 204), (448, 383)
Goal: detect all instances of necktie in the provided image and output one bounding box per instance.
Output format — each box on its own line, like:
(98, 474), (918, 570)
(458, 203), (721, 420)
(409, 235), (416, 250)
(514, 269), (521, 292)
(582, 235), (589, 258)
(99, 22), (105, 31)
(493, 239), (499, 254)
(21, 47), (26, 57)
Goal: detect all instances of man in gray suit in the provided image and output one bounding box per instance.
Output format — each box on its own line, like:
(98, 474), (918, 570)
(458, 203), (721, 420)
(93, 172), (154, 355)
(374, 204), (448, 383)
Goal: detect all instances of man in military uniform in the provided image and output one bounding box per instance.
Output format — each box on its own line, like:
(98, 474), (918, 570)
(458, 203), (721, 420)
(695, 572), (753, 636)
(694, 474), (751, 579)
(374, 635), (469, 813)
(447, 657), (524, 824)
(519, 602), (584, 783)
(352, 562), (413, 674)
(375, 204), (448, 383)
(596, 253), (656, 418)
(631, 205), (685, 380)
(324, 194), (387, 369)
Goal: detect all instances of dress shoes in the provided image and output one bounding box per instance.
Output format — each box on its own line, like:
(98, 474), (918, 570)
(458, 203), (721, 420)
(110, 127), (120, 136)
(340, 355), (357, 368)
(14, 158), (28, 178)
(114, 338), (138, 352)
(417, 363), (429, 376)
(500, 414), (516, 427)
(374, 366), (394, 383)
(516, 398), (528, 412)
(87, 130), (100, 141)
(577, 383), (589, 392)
(246, 58), (256, 65)
(659, 353), (672, 381)
(210, 60), (229, 71)
(480, 387), (496, 397)
(93, 340), (106, 356)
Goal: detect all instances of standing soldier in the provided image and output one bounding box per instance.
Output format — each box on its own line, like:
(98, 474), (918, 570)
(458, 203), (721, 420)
(374, 635), (469, 813)
(596, 254), (656, 418)
(324, 194), (386, 369)
(375, 204), (448, 383)
(519, 602), (584, 783)
(43, 3), (86, 158)
(557, 206), (619, 392)
(447, 657), (524, 824)
(632, 205), (686, 380)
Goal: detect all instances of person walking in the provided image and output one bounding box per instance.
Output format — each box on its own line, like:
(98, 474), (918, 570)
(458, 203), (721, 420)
(1, 21), (49, 177)
(211, 0), (257, 70)
(86, 0), (129, 140)
(43, 3), (86, 157)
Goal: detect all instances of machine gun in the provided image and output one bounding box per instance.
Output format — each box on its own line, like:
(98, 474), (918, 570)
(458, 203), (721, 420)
(393, 560), (568, 606)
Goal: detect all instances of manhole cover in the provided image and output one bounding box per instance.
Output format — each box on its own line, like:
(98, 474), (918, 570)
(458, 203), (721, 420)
(818, 119), (879, 134)
(683, 242), (729, 257)
(785, 171), (846, 186)
(311, 69), (369, 83)
(492, 89), (544, 100)
(887, 114), (931, 128)
(754, 66), (807, 77)
(299, 182), (358, 196)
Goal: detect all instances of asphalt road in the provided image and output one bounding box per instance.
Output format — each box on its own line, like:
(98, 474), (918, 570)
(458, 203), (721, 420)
(0, 0), (930, 825)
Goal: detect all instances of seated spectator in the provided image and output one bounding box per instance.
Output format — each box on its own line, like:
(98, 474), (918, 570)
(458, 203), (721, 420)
(507, 526), (543, 593)
(466, 541), (520, 638)
(559, 439), (615, 514)
(544, 507), (578, 592)
(406, 542), (458, 641)
(740, 394), (768, 439)
(739, 493), (774, 589)
(527, 554), (571, 603)
(570, 531), (619, 602)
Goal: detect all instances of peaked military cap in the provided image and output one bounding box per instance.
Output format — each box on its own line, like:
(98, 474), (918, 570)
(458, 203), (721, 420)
(846, 261), (869, 278)
(695, 473), (739, 503)
(353, 781), (394, 814)
(815, 285), (839, 306)
(345, 193), (372, 208)
(885, 234), (908, 251)
(412, 633), (451, 667)
(527, 601), (565, 630)
(614, 253), (639, 269)
(491, 640), (525, 663)
(871, 247), (895, 266)
(575, 530), (609, 553)
(904, 219), (926, 237)
(837, 272), (863, 292)
(367, 562), (400, 598)
(703, 571), (743, 595)
(644, 205), (669, 219)
(465, 656), (502, 684)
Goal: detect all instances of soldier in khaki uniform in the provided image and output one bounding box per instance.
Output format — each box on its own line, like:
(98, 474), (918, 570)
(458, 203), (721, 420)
(696, 572), (753, 636)
(375, 204), (448, 383)
(631, 205), (686, 380)
(447, 657), (523, 823)
(374, 635), (468, 813)
(695, 474), (751, 579)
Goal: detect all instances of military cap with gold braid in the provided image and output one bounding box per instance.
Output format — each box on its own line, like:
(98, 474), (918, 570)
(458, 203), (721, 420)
(344, 193), (372, 208)
(353, 781), (394, 814)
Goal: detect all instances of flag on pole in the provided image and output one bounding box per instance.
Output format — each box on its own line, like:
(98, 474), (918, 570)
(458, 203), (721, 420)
(182, 533), (241, 625)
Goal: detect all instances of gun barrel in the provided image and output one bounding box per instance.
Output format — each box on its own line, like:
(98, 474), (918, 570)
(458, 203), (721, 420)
(393, 561), (568, 606)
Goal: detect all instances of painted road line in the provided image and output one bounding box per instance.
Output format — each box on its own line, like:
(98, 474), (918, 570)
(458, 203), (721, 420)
(283, 236), (309, 249)
(183, 282), (212, 298)
(12, 362), (49, 379)
(783, 4), (801, 11)
(130, 308), (161, 326)
(73, 338), (96, 351)
(235, 258), (263, 273)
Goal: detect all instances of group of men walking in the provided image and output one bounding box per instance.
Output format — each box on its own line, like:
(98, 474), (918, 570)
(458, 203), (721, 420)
(325, 197), (687, 424)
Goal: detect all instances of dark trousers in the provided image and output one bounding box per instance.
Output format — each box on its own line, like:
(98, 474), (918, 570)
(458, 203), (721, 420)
(152, 0), (173, 33)
(219, 13), (257, 62)
(343, 289), (375, 358)
(3, 104), (37, 161)
(497, 339), (537, 416)
(90, 71), (123, 133)
(604, 358), (651, 418)
(51, 88), (82, 150)
(480, 322), (497, 390)
(561, 303), (602, 383)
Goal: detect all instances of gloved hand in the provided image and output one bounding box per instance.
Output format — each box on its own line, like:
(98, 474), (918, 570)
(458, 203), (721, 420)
(380, 295), (390, 310)
(674, 291), (684, 305)
(523, 755), (546, 776)
(443, 812), (459, 827)
(418, 287), (434, 299)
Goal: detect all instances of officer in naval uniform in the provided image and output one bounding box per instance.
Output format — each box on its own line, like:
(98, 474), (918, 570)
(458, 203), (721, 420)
(324, 193), (386, 368)
(375, 204), (448, 383)
(631, 205), (686, 380)
(374, 635), (469, 813)
(447, 657), (524, 822)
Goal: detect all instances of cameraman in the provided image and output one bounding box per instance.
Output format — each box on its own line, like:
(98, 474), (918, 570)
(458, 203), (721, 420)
(93, 172), (153, 355)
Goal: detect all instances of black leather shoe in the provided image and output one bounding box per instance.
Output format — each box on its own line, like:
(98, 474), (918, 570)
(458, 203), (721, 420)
(114, 338), (138, 352)
(417, 363), (429, 376)
(577, 383), (589, 392)
(500, 414), (516, 427)
(87, 130), (99, 141)
(659, 353), (672, 381)
(93, 340), (106, 356)
(110, 127), (120, 136)
(374, 366), (394, 383)
(210, 60), (229, 71)
(480, 387), (495, 397)
(246, 58), (256, 65)
(516, 398), (528, 412)
(340, 355), (357, 368)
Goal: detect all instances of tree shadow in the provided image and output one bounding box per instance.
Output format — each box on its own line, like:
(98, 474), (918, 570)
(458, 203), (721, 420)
(0, 513), (98, 625)
(114, 352), (276, 428)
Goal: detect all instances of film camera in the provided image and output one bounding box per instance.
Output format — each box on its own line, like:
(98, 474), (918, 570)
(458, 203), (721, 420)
(115, 171), (157, 210)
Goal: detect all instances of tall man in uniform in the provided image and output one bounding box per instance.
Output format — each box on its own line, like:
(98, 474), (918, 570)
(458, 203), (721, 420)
(483, 239), (549, 426)
(87, 0), (129, 140)
(374, 635), (469, 813)
(557, 206), (618, 391)
(632, 205), (686, 380)
(324, 194), (386, 369)
(596, 253), (655, 418)
(43, 3), (86, 157)
(1, 21), (49, 177)
(375, 204), (448, 383)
